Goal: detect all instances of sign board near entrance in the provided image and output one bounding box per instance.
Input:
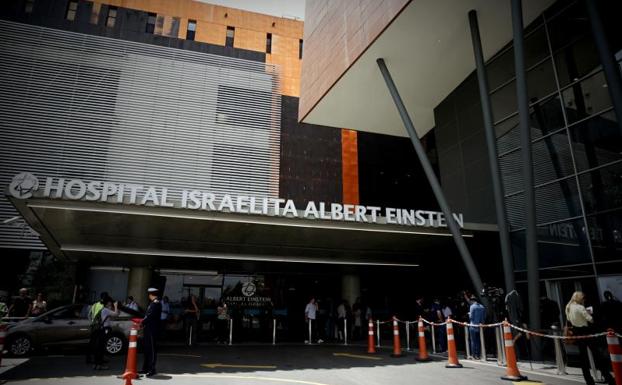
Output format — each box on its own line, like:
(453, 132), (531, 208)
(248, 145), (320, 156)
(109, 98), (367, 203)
(7, 172), (464, 228)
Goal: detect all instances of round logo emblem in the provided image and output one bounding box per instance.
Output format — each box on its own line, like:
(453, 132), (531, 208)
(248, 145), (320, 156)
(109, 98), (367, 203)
(9, 172), (39, 199)
(241, 282), (256, 297)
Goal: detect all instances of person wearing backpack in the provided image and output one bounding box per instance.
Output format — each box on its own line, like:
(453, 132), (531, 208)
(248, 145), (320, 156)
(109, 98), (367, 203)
(86, 292), (109, 364)
(93, 298), (119, 370)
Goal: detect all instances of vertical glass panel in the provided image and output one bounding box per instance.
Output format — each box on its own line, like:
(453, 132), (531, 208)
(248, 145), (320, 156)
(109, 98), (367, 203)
(532, 130), (575, 185)
(554, 35), (601, 88)
(499, 149), (524, 195)
(547, 2), (592, 51)
(535, 177), (582, 224)
(578, 161), (622, 214)
(568, 110), (621, 171)
(562, 71), (613, 124)
(536, 218), (593, 268)
(587, 210), (622, 262)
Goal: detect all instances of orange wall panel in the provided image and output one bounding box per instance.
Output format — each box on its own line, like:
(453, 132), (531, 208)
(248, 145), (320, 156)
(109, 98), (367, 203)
(341, 129), (359, 205)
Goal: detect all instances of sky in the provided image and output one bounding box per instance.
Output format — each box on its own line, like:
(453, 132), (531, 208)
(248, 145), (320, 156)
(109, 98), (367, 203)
(197, 0), (306, 20)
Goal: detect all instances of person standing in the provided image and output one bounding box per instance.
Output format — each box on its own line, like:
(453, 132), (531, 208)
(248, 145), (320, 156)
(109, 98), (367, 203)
(336, 299), (347, 342)
(304, 297), (322, 344)
(93, 298), (119, 370)
(160, 296), (170, 339)
(31, 293), (47, 316)
(599, 290), (622, 332)
(140, 288), (161, 378)
(9, 288), (32, 318)
(440, 299), (453, 353)
(86, 292), (109, 364)
(468, 295), (486, 360)
(566, 291), (615, 385)
(125, 296), (139, 312)
(183, 295), (199, 346)
(216, 300), (229, 344)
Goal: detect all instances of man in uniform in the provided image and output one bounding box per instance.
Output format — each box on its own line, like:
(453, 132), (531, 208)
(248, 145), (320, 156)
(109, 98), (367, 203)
(140, 288), (161, 377)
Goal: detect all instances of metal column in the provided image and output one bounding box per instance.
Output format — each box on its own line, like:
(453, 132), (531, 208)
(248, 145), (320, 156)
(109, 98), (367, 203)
(511, 0), (541, 349)
(585, 0), (622, 134)
(468, 10), (515, 293)
(377, 58), (484, 296)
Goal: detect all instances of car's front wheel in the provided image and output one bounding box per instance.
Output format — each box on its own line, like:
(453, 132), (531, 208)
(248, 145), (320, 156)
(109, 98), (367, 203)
(104, 333), (126, 355)
(8, 334), (32, 357)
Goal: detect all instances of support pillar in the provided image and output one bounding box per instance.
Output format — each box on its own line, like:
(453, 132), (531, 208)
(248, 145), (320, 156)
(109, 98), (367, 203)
(341, 274), (360, 307)
(376, 58), (484, 296)
(127, 267), (152, 310)
(511, 0), (541, 359)
(585, 0), (622, 134)
(468, 9), (515, 293)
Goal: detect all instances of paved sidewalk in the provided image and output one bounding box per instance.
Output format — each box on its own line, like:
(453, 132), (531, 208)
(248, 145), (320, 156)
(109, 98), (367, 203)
(0, 344), (589, 385)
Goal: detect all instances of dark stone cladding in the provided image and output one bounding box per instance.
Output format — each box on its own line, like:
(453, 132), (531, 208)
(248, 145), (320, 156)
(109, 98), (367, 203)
(0, 0), (266, 62)
(280, 96), (342, 207)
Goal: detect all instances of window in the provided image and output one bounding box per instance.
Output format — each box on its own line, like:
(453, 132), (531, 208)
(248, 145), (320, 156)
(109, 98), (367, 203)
(146, 13), (156, 34)
(106, 7), (117, 28)
(65, 1), (78, 21)
(25, 0), (35, 14)
(186, 20), (196, 41)
(266, 33), (272, 54)
(226, 26), (235, 47)
(298, 39), (303, 59)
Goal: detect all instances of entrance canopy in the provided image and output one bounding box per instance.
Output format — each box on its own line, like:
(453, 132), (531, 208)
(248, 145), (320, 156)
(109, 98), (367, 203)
(8, 196), (482, 269)
(299, 0), (554, 136)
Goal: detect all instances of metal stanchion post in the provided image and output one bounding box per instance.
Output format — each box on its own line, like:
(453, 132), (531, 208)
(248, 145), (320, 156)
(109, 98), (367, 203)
(554, 335), (567, 374)
(464, 325), (471, 359)
(432, 324), (437, 354)
(344, 318), (348, 346)
(480, 325), (486, 362)
(228, 318), (233, 346)
(376, 320), (381, 348)
(406, 321), (411, 351)
(272, 318), (276, 346)
(587, 347), (603, 382)
(307, 319), (312, 344)
(495, 325), (503, 366)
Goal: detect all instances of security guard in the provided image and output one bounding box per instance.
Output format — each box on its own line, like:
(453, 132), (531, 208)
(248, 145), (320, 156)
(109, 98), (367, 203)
(140, 288), (161, 377)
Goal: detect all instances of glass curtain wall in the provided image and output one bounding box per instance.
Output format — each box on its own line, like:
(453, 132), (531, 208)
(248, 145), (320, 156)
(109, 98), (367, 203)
(490, 0), (622, 280)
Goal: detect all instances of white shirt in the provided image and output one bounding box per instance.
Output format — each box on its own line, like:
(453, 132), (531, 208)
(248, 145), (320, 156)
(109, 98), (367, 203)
(100, 307), (119, 328)
(566, 303), (592, 327)
(305, 302), (317, 320)
(160, 301), (170, 320)
(442, 306), (453, 319)
(337, 304), (346, 318)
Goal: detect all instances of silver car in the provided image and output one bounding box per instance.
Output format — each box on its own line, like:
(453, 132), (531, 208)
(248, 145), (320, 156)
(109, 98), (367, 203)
(5, 303), (141, 357)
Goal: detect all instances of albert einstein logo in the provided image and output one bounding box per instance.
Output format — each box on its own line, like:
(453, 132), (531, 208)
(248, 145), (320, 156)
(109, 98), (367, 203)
(9, 173), (39, 199)
(241, 282), (256, 297)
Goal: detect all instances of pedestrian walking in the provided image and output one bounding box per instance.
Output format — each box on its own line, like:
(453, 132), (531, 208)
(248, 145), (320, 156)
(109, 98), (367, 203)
(565, 291), (615, 385)
(183, 295), (199, 346)
(30, 292), (47, 316)
(598, 290), (622, 332)
(140, 288), (162, 378)
(468, 295), (486, 360)
(352, 299), (362, 340)
(337, 299), (347, 342)
(93, 297), (119, 370)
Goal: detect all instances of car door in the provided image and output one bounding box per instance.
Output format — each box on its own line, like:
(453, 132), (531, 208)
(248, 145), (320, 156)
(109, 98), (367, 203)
(39, 305), (90, 347)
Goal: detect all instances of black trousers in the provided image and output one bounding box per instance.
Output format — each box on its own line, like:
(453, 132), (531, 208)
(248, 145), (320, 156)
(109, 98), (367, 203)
(574, 327), (614, 385)
(142, 330), (157, 374)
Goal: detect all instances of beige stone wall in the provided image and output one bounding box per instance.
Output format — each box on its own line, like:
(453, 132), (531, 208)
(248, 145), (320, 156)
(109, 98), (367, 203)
(299, 0), (411, 120)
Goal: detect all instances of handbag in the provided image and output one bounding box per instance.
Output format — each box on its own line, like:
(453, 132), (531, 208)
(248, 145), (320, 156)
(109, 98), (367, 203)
(563, 324), (575, 345)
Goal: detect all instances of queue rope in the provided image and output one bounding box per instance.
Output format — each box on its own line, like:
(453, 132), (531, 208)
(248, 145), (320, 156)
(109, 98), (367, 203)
(377, 317), (621, 340)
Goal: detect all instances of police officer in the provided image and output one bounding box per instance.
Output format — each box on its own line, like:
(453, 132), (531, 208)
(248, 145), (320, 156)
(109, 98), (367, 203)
(140, 288), (161, 377)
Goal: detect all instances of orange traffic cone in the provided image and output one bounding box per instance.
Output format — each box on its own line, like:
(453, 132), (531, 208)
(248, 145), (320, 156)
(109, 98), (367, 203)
(445, 319), (462, 368)
(121, 320), (140, 385)
(501, 321), (527, 381)
(417, 318), (430, 361)
(606, 329), (622, 385)
(390, 316), (403, 357)
(367, 318), (376, 354)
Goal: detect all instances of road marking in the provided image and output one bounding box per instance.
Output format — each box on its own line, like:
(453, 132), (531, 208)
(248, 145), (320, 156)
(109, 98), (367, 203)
(160, 353), (202, 358)
(513, 382), (544, 385)
(178, 373), (330, 384)
(332, 352), (382, 360)
(202, 363), (278, 369)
